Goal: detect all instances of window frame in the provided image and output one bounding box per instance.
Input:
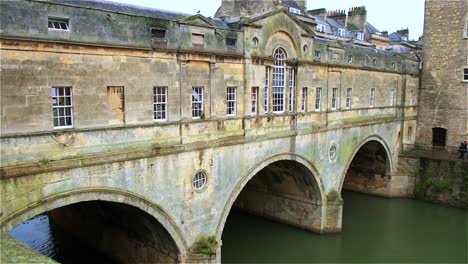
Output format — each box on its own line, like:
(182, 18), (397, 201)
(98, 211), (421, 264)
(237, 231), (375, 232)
(390, 88), (395, 107)
(346, 88), (352, 109)
(331, 88), (338, 110)
(192, 86), (204, 119)
(370, 88), (376, 108)
(52, 86), (74, 129)
(272, 48), (287, 113)
(409, 89), (414, 106)
(226, 86), (237, 117)
(153, 86), (168, 122)
(288, 69), (295, 112)
(264, 66), (270, 113)
(301, 87), (307, 112)
(315, 88), (322, 111)
(251, 87), (259, 115)
(315, 50), (321, 59)
(48, 17), (69, 31)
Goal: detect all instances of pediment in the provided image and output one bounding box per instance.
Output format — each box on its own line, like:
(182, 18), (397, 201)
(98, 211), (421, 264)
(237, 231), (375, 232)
(242, 9), (315, 37)
(179, 15), (218, 28)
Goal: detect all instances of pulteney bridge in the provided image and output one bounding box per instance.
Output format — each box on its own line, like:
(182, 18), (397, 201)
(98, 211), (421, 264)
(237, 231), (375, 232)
(1, 114), (415, 262)
(0, 0), (419, 263)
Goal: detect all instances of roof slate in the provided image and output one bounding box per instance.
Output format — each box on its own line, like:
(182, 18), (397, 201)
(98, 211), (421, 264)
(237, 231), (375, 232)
(46, 0), (189, 20)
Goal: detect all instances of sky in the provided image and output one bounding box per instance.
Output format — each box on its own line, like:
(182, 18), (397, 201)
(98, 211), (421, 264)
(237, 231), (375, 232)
(110, 0), (425, 40)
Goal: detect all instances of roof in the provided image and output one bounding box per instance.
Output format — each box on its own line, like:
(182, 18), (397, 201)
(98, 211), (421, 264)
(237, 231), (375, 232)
(366, 22), (380, 34)
(326, 18), (346, 29)
(389, 32), (408, 42)
(45, 0), (189, 20)
(386, 44), (411, 53)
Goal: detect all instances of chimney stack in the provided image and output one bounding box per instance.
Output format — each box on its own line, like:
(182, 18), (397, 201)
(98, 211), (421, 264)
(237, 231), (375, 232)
(347, 5), (367, 31)
(327, 9), (347, 27)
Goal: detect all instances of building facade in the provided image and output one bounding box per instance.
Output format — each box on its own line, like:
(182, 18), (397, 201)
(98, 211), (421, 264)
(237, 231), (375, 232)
(1, 0), (422, 262)
(417, 0), (468, 147)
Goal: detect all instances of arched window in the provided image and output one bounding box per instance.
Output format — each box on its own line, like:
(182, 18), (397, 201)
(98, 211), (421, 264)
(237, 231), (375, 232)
(273, 48), (287, 113)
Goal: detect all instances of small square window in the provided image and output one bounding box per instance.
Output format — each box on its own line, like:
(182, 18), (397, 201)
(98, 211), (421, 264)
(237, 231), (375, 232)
(226, 37), (237, 48)
(151, 28), (166, 40)
(315, 51), (321, 59)
(463, 68), (468, 82)
(48, 18), (69, 31)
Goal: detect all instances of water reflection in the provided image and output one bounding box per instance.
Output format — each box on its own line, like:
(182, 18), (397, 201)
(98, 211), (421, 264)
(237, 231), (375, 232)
(7, 192), (467, 263)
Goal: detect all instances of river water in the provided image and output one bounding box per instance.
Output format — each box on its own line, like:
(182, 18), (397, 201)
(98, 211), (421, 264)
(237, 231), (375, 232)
(9, 191), (468, 263)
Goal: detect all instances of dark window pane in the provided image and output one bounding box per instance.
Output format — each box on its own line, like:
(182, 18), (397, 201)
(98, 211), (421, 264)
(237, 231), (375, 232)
(53, 118), (59, 127)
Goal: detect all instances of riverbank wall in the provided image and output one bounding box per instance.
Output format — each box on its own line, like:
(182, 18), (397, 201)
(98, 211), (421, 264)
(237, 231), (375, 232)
(413, 158), (468, 208)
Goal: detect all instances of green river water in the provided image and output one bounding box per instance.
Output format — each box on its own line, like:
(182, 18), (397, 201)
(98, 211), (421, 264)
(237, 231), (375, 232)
(9, 191), (467, 263)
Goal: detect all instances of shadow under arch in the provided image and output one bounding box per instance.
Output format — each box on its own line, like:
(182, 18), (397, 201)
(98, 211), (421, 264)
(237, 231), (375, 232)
(1, 188), (189, 258)
(216, 153), (325, 241)
(339, 136), (394, 194)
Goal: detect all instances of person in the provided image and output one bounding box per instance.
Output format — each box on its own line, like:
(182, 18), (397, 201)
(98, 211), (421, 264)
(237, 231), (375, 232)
(464, 141), (468, 160)
(459, 142), (466, 160)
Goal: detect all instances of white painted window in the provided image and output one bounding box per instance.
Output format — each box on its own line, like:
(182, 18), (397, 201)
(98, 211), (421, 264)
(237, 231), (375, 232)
(48, 18), (69, 31)
(390, 89), (395, 107)
(331, 88), (338, 110)
(301, 87), (307, 112)
(338, 28), (346, 37)
(288, 69), (295, 112)
(265, 67), (270, 113)
(251, 87), (258, 115)
(289, 7), (301, 15)
(357, 32), (365, 41)
(192, 86), (204, 119)
(315, 88), (322, 111)
(226, 86), (237, 117)
(370, 88), (376, 108)
(153, 86), (167, 121)
(463, 68), (468, 82)
(409, 90), (414, 106)
(272, 48), (287, 113)
(316, 24), (326, 32)
(52, 87), (73, 129)
(346, 88), (352, 109)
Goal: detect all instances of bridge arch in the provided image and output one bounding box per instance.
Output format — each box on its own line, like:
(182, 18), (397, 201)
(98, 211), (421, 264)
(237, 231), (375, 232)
(216, 153), (325, 241)
(2, 188), (189, 258)
(339, 136), (394, 194)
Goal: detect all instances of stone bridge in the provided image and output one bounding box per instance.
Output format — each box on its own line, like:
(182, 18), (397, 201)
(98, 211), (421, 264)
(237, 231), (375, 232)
(1, 116), (413, 262)
(0, 1), (419, 262)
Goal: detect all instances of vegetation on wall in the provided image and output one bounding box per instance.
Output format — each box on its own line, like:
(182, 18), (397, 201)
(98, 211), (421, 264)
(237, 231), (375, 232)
(415, 158), (468, 208)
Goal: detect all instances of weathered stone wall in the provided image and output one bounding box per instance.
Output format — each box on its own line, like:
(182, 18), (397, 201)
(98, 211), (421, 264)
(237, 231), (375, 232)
(215, 0), (307, 18)
(418, 0), (468, 146)
(415, 158), (468, 208)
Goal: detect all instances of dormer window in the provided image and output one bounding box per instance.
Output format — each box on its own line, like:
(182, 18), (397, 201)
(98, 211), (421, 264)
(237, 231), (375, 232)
(226, 37), (237, 48)
(289, 7), (301, 15)
(338, 29), (346, 37)
(48, 17), (69, 31)
(316, 24), (326, 33)
(357, 32), (365, 41)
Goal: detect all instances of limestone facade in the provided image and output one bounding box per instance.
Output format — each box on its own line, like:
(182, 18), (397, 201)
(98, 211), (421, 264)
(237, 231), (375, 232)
(0, 0), (421, 262)
(418, 0), (468, 147)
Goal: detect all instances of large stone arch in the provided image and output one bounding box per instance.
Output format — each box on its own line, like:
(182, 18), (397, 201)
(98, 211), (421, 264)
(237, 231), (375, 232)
(1, 187), (189, 258)
(216, 153), (325, 241)
(264, 31), (298, 59)
(339, 136), (394, 194)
